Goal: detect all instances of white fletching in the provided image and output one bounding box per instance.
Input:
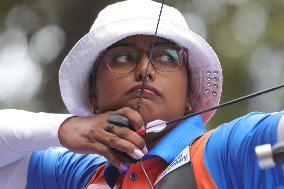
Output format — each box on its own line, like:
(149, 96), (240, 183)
(146, 119), (167, 133)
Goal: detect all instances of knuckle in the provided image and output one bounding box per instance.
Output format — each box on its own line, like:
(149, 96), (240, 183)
(86, 128), (98, 143)
(96, 121), (104, 127)
(117, 127), (131, 138)
(121, 107), (132, 114)
(109, 136), (121, 146)
(137, 139), (145, 149)
(88, 122), (104, 132)
(88, 127), (98, 136)
(86, 122), (105, 139)
(131, 135), (145, 148)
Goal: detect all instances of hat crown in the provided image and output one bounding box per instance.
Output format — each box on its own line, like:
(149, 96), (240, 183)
(90, 0), (189, 32)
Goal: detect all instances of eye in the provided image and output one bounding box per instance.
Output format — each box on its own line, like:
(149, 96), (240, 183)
(110, 53), (136, 66)
(154, 50), (178, 64)
(156, 54), (174, 63)
(114, 54), (132, 63)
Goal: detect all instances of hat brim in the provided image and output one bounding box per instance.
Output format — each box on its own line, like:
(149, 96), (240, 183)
(59, 18), (222, 124)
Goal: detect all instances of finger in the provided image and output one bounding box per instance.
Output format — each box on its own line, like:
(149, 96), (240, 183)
(111, 148), (138, 163)
(115, 107), (145, 132)
(96, 130), (146, 160)
(112, 126), (146, 151)
(82, 131), (133, 171)
(88, 142), (125, 169)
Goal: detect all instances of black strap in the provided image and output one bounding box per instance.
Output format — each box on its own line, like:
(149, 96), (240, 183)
(154, 162), (197, 189)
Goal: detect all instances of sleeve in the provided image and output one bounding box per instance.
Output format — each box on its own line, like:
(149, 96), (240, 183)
(0, 109), (71, 167)
(27, 148), (106, 189)
(204, 111), (284, 189)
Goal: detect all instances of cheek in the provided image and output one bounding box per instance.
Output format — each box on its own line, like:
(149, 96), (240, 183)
(168, 76), (188, 104)
(95, 64), (139, 113)
(166, 68), (188, 99)
(157, 69), (189, 118)
(96, 80), (118, 106)
(95, 63), (124, 111)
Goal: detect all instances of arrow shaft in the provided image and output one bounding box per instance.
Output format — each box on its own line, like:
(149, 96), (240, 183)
(166, 83), (284, 126)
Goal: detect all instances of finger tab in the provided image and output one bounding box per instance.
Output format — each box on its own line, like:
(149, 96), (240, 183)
(108, 114), (131, 128)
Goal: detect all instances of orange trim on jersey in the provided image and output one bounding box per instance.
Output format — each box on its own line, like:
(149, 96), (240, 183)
(121, 157), (167, 189)
(85, 157), (167, 189)
(84, 164), (107, 187)
(85, 131), (217, 189)
(190, 130), (218, 189)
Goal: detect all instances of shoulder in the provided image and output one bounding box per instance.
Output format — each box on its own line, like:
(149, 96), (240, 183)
(211, 111), (284, 146)
(202, 111), (284, 160)
(27, 148), (106, 189)
(190, 111), (284, 155)
(190, 111), (284, 188)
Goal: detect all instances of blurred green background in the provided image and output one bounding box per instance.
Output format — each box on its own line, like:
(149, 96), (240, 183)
(0, 0), (283, 129)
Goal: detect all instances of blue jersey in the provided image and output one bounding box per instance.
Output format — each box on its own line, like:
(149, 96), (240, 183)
(27, 111), (284, 188)
(205, 112), (284, 188)
(27, 149), (106, 188)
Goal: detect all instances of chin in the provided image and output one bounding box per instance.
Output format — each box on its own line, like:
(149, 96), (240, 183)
(124, 99), (160, 122)
(139, 108), (160, 124)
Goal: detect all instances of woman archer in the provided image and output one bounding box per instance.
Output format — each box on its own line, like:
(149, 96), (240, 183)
(1, 0), (284, 188)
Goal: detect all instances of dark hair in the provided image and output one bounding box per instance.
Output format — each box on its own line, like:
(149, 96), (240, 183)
(88, 54), (103, 89)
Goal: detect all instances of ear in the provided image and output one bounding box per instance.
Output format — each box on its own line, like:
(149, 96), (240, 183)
(89, 83), (99, 114)
(184, 96), (192, 115)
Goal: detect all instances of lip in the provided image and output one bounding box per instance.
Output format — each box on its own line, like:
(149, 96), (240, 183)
(127, 84), (161, 97)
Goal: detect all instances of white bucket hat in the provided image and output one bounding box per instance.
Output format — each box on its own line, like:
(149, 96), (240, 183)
(59, 0), (223, 124)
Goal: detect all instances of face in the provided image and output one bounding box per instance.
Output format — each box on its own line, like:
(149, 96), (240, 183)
(90, 35), (190, 144)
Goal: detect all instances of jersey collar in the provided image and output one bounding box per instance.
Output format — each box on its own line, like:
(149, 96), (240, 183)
(145, 115), (206, 163)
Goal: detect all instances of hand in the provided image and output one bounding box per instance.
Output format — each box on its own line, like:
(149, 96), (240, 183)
(58, 107), (147, 170)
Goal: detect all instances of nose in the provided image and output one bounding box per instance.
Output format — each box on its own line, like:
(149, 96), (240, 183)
(134, 54), (155, 82)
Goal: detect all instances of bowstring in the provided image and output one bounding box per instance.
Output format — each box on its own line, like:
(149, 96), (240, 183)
(135, 1), (165, 188)
(136, 0), (165, 112)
